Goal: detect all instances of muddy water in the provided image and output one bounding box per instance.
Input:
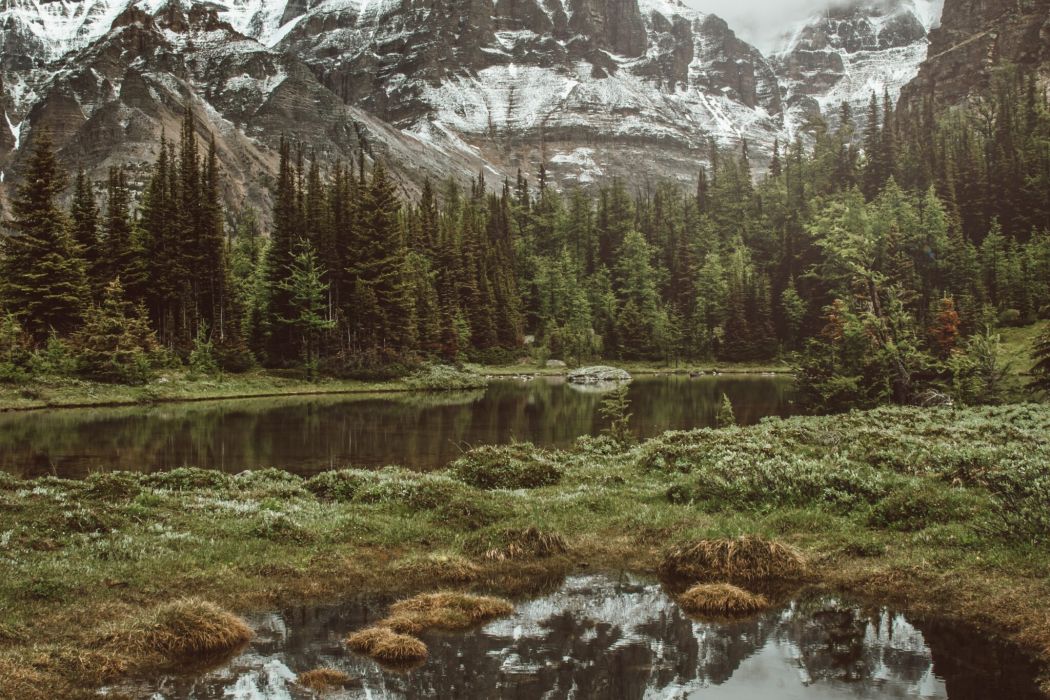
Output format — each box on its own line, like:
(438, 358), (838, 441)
(115, 574), (1043, 699)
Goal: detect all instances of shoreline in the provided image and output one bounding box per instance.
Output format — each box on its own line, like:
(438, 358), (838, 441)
(0, 364), (794, 414)
(2, 404), (1048, 697)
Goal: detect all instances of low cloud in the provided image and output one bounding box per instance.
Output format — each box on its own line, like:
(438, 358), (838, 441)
(684, 0), (942, 53)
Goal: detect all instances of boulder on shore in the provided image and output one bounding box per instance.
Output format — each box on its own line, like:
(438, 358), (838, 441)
(567, 366), (632, 384)
(545, 360), (568, 369)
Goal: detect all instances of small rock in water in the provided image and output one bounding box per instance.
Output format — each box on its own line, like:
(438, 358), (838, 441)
(567, 366), (632, 384)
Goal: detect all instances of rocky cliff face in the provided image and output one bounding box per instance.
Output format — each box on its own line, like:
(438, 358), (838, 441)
(0, 0), (962, 208)
(899, 0), (1050, 111)
(774, 0), (941, 130)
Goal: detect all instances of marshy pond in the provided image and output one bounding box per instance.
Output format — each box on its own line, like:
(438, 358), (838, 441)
(0, 375), (793, 478)
(113, 573), (1044, 699)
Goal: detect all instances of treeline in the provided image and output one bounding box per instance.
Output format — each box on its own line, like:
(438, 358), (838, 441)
(1, 71), (1049, 406)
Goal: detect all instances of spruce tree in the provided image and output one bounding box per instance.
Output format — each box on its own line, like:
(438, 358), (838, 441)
(0, 133), (87, 340)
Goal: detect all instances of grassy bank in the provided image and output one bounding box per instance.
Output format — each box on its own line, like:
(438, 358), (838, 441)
(0, 361), (789, 413)
(1, 403), (1049, 696)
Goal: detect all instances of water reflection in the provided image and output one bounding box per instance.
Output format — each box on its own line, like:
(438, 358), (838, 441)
(0, 375), (793, 478)
(117, 574), (1043, 700)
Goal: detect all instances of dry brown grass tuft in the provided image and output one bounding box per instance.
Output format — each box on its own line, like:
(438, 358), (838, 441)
(388, 592), (514, 631)
(678, 583), (769, 618)
(297, 667), (355, 690)
(483, 527), (568, 562)
(345, 627), (428, 664)
(660, 536), (806, 582)
(392, 554), (480, 584)
(375, 614), (426, 635)
(108, 599), (252, 661)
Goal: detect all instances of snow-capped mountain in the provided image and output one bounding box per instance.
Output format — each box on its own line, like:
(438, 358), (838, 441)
(774, 0), (944, 131)
(0, 0), (961, 204)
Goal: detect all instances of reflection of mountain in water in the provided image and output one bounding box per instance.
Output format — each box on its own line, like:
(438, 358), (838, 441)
(121, 574), (1044, 699)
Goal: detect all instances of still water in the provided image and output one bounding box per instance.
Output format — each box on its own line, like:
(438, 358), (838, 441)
(0, 375), (793, 478)
(114, 574), (1043, 699)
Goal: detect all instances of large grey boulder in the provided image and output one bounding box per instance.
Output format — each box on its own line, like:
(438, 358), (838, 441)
(567, 366), (632, 383)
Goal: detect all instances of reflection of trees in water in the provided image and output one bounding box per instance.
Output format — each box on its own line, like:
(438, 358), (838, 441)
(123, 574), (1042, 700)
(1, 377), (794, 478)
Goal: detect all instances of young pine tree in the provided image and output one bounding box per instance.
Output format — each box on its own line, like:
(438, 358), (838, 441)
(72, 278), (159, 384)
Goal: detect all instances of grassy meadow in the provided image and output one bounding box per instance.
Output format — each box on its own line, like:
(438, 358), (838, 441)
(0, 403), (1048, 696)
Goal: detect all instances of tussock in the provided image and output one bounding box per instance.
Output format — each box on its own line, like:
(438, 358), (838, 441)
(678, 583), (768, 617)
(660, 536), (806, 582)
(387, 592), (514, 630)
(345, 627), (428, 664)
(297, 667), (355, 690)
(109, 599), (252, 660)
(483, 527), (568, 561)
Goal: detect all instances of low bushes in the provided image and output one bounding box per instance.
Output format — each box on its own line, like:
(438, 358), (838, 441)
(403, 365), (488, 391)
(450, 444), (562, 490)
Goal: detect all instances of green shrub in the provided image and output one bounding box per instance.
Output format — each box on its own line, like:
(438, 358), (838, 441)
(354, 469), (476, 509)
(403, 365), (489, 391)
(142, 468), (233, 491)
(84, 472), (142, 499)
(867, 480), (983, 532)
(248, 511), (312, 543)
(305, 470), (379, 502)
(450, 444), (562, 490)
(233, 469), (307, 498)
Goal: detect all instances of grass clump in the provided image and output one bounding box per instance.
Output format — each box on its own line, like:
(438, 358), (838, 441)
(660, 535), (807, 582)
(387, 592), (514, 631)
(297, 668), (355, 690)
(477, 527), (569, 561)
(108, 599), (251, 662)
(678, 583), (769, 618)
(305, 469), (377, 502)
(450, 443), (562, 490)
(345, 627), (428, 665)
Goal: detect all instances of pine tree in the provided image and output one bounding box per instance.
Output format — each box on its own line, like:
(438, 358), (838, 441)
(70, 170), (102, 297)
(346, 160), (415, 352)
(279, 240), (336, 378)
(0, 133), (87, 341)
(263, 137), (302, 363)
(716, 393), (736, 428)
(769, 138), (783, 178)
(98, 166), (142, 300)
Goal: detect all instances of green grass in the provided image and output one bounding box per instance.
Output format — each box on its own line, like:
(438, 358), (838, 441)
(1, 404), (1050, 697)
